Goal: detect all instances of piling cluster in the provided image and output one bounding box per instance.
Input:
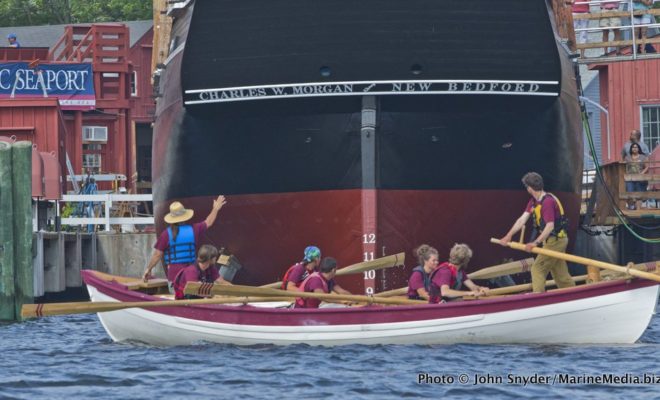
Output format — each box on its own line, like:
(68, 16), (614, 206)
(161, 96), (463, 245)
(0, 141), (33, 321)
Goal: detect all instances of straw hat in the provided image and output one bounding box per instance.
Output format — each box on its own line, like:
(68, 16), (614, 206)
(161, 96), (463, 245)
(164, 201), (194, 224)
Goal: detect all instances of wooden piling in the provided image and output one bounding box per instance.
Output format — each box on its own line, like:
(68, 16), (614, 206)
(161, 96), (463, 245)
(12, 141), (32, 320)
(0, 142), (14, 320)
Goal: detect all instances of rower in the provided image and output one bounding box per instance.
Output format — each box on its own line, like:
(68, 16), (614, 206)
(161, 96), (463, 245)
(428, 243), (489, 303)
(406, 244), (439, 300)
(294, 257), (351, 308)
(172, 244), (231, 300)
(497, 172), (575, 293)
(281, 246), (322, 291)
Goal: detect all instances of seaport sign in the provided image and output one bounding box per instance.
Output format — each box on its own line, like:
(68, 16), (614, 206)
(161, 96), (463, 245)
(0, 62), (95, 110)
(184, 80), (559, 105)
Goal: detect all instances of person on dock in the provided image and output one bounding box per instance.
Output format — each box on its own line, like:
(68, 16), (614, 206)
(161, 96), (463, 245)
(621, 129), (650, 160)
(142, 195), (227, 285)
(294, 257), (351, 308)
(428, 243), (489, 303)
(406, 244), (439, 300)
(599, 1), (622, 55)
(569, 0), (589, 45)
(498, 172), (575, 293)
(624, 142), (649, 210)
(281, 246), (322, 291)
(173, 244), (230, 300)
(632, 0), (653, 54)
(7, 33), (20, 48)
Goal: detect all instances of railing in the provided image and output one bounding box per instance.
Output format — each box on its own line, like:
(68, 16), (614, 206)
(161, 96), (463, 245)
(567, 0), (660, 62)
(591, 160), (660, 224)
(581, 168), (598, 215)
(61, 193), (154, 232)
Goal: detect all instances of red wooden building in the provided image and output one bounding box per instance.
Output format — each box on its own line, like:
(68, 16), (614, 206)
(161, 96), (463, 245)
(592, 58), (660, 165)
(0, 21), (154, 194)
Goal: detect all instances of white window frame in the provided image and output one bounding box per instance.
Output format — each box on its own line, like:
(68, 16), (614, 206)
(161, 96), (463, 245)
(82, 126), (108, 142)
(82, 153), (102, 169)
(131, 71), (138, 97)
(640, 105), (660, 154)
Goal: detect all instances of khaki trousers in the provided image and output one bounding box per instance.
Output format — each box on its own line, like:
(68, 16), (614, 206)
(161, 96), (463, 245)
(531, 236), (575, 293)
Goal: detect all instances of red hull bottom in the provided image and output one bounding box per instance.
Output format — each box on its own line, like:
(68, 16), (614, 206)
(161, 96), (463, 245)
(154, 189), (581, 294)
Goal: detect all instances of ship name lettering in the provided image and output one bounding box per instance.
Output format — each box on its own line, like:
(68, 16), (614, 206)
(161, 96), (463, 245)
(447, 82), (540, 93)
(291, 84), (353, 95)
(199, 87), (268, 101)
(391, 83), (432, 92)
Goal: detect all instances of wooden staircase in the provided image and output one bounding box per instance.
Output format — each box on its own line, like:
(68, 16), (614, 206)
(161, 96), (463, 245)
(48, 24), (132, 109)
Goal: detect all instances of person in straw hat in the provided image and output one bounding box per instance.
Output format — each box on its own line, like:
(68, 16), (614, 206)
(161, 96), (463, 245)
(142, 195), (227, 284)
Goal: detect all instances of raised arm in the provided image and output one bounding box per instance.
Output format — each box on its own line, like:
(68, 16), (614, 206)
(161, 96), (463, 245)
(205, 195), (227, 228)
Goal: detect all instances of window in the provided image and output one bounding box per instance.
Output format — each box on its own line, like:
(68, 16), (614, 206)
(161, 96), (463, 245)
(641, 106), (660, 153)
(82, 126), (108, 142)
(130, 71), (138, 97)
(82, 154), (101, 170)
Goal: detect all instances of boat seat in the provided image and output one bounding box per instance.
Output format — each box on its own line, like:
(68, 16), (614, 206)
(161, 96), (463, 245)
(124, 278), (169, 291)
(91, 270), (169, 291)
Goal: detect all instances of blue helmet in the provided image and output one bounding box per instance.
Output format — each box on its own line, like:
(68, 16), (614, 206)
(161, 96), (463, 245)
(7, 33), (16, 39)
(303, 246), (321, 262)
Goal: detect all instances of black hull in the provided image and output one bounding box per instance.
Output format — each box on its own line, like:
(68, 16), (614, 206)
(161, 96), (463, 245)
(153, 0), (583, 292)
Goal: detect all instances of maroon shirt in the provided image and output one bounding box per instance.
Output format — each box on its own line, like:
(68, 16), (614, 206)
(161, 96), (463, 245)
(429, 263), (467, 303)
(407, 267), (428, 299)
(284, 262), (312, 288)
(525, 195), (561, 229)
(296, 273), (330, 308)
(154, 221), (208, 281)
(174, 263), (220, 299)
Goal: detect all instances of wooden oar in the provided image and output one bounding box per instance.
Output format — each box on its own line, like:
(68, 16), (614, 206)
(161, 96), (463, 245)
(21, 296), (295, 319)
(374, 257), (534, 298)
(185, 282), (426, 306)
(491, 238), (660, 283)
(467, 258), (535, 280)
(260, 252), (405, 289)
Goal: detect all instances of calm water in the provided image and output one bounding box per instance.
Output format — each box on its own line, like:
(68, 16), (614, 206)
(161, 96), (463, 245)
(1, 310), (660, 399)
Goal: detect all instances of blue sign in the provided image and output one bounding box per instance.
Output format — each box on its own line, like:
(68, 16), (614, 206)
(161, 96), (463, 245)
(0, 62), (95, 110)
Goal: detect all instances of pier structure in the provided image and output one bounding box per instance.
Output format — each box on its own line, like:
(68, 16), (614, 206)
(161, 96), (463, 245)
(32, 231), (156, 297)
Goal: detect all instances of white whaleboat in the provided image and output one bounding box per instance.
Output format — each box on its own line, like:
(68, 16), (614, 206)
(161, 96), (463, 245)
(78, 270), (659, 347)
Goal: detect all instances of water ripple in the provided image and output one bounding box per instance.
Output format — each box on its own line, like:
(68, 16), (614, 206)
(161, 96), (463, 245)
(2, 313), (660, 398)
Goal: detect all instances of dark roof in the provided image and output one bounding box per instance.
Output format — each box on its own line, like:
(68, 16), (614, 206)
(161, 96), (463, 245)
(0, 20), (152, 49)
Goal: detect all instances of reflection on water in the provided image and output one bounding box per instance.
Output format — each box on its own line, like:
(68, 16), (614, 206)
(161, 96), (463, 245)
(1, 311), (659, 399)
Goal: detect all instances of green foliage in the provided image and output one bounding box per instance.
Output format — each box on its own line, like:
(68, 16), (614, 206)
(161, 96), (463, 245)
(60, 202), (75, 218)
(0, 0), (151, 27)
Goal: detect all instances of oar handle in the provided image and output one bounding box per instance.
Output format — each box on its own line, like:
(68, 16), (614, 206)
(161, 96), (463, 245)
(21, 296), (296, 319)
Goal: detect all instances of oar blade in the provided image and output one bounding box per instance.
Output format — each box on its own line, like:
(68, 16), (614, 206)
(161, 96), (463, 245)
(467, 257), (535, 280)
(336, 252), (405, 276)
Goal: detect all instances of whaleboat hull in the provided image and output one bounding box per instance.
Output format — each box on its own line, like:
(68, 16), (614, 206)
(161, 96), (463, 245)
(83, 271), (659, 346)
